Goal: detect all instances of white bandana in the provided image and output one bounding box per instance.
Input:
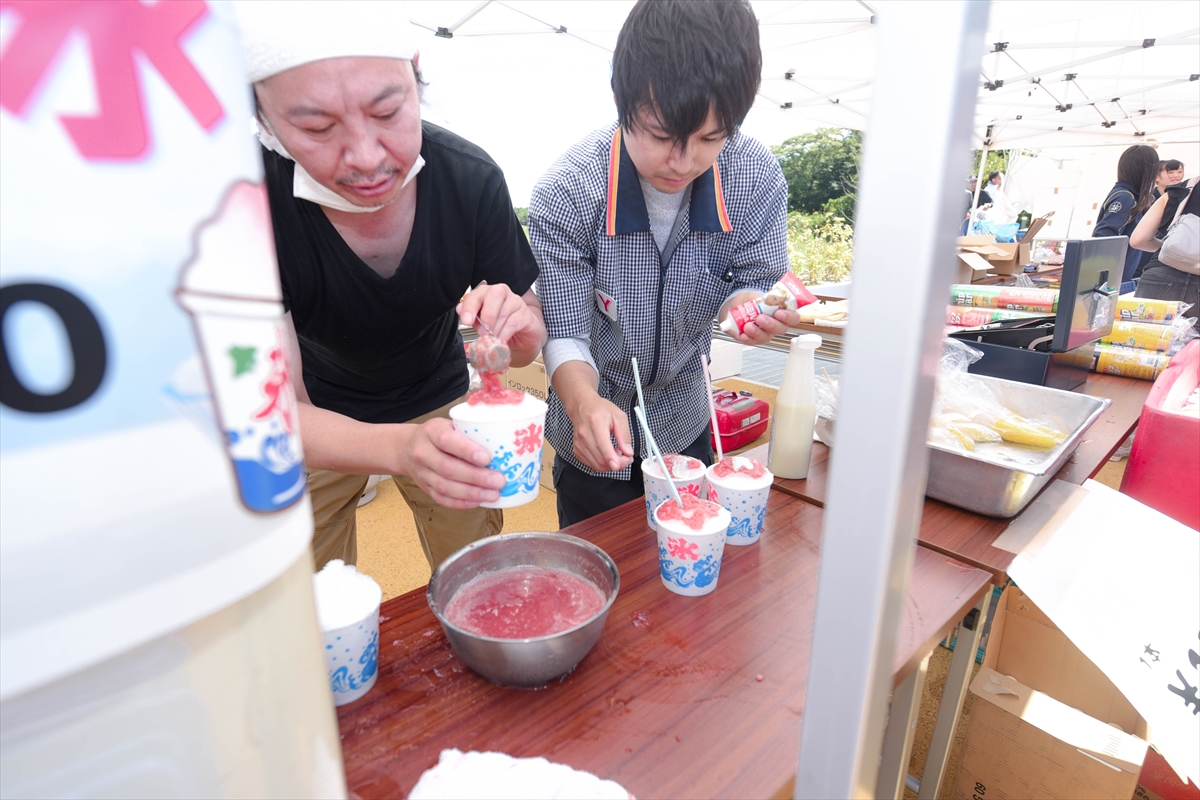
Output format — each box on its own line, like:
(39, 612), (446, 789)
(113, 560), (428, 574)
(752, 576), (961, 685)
(235, 0), (424, 213)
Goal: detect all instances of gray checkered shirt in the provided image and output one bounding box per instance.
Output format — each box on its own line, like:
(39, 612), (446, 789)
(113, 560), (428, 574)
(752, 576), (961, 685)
(530, 122), (789, 479)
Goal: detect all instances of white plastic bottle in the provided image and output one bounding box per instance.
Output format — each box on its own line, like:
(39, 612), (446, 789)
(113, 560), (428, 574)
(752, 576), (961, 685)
(769, 334), (823, 479)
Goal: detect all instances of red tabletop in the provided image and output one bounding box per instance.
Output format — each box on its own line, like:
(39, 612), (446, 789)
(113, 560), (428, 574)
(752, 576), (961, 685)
(337, 493), (989, 799)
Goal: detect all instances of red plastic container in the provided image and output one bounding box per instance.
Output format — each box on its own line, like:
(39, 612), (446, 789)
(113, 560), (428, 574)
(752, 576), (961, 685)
(1119, 339), (1200, 530)
(710, 390), (770, 453)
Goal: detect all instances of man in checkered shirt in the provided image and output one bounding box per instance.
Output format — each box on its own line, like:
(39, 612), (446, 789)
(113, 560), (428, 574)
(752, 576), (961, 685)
(530, 0), (802, 527)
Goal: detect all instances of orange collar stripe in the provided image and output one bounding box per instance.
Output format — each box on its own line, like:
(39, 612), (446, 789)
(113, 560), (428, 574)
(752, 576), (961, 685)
(606, 128), (621, 236)
(712, 165), (733, 233)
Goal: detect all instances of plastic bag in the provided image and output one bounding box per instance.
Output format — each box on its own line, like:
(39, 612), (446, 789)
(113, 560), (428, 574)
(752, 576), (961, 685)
(930, 339), (1069, 453)
(970, 220), (1020, 243)
(809, 340), (1070, 453)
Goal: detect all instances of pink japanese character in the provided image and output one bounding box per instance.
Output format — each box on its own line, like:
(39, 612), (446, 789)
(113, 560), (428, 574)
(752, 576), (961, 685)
(513, 423), (543, 455)
(667, 537), (699, 561)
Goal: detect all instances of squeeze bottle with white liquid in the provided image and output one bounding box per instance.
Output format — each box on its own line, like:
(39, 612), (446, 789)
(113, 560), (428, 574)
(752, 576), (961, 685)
(768, 334), (822, 479)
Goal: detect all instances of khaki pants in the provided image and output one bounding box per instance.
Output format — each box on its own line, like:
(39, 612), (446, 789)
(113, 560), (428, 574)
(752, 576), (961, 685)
(308, 396), (503, 572)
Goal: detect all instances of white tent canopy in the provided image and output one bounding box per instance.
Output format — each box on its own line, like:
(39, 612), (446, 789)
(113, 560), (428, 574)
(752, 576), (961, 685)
(405, 0), (1198, 205)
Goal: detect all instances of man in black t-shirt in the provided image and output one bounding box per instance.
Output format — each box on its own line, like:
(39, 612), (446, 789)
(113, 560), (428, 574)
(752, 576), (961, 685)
(238, 6), (546, 570)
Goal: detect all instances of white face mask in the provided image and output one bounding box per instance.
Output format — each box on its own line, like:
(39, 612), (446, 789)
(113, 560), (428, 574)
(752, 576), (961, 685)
(255, 118), (424, 214)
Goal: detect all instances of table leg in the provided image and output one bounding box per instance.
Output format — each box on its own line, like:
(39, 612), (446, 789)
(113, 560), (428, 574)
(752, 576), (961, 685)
(916, 587), (993, 799)
(877, 654), (929, 799)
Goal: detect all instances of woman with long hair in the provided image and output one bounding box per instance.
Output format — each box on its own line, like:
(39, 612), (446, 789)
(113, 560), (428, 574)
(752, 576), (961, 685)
(1092, 145), (1159, 286)
(1132, 176), (1199, 319)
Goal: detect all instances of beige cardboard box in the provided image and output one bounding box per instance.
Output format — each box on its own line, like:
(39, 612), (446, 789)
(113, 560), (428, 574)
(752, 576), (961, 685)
(506, 359), (554, 492)
(950, 586), (1148, 800)
(956, 216), (1052, 276)
(954, 251), (993, 284)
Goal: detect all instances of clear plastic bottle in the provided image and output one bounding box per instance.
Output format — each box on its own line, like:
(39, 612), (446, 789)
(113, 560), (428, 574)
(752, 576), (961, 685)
(769, 334), (822, 479)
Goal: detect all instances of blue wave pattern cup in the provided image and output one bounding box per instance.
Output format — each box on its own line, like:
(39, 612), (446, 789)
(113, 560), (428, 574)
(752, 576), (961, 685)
(705, 457), (774, 546)
(654, 496), (731, 597)
(450, 394), (548, 509)
(641, 455), (707, 531)
(313, 560), (382, 707)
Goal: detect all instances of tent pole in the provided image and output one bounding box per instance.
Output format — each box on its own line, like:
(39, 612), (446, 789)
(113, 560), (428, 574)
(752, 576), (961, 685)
(791, 1), (989, 797)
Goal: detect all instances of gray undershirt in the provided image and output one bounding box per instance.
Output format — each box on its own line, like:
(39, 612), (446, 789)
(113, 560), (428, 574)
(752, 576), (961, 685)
(639, 175), (688, 255)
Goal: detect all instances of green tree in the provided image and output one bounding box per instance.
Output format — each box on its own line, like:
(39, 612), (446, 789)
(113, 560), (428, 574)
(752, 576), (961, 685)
(514, 207), (529, 226)
(786, 212), (854, 285)
(968, 150), (1010, 181)
(770, 128), (862, 216)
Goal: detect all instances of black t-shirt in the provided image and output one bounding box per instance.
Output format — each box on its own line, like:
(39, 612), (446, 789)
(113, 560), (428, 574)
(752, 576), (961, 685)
(264, 122), (538, 424)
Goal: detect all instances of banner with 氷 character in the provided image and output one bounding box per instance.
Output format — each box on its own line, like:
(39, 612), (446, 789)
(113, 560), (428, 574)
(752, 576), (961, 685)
(0, 0), (310, 701)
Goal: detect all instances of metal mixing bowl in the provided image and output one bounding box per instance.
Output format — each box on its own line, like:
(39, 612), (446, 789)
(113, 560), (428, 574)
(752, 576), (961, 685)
(427, 532), (620, 687)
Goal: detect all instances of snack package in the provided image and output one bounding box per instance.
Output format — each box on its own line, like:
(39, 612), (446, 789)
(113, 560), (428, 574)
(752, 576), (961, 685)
(1100, 317), (1198, 355)
(798, 299), (849, 326)
(720, 272), (818, 335)
(1091, 343), (1173, 381)
(946, 306), (1045, 327)
(950, 285), (1059, 313)
(1115, 297), (1189, 323)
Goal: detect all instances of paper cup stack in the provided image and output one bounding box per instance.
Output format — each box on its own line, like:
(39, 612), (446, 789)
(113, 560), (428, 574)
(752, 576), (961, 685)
(313, 560), (382, 706)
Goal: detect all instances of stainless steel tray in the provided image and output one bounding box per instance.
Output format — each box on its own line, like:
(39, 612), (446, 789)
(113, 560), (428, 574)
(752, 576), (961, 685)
(925, 375), (1111, 518)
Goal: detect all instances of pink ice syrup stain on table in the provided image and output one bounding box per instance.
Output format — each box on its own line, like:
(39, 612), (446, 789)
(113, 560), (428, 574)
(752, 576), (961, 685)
(444, 565), (606, 639)
(657, 493), (723, 531)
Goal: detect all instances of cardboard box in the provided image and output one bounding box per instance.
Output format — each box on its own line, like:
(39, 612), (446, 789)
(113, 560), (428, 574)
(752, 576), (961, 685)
(709, 339), (744, 380)
(950, 586), (1148, 800)
(956, 215), (1052, 276)
(954, 251), (993, 284)
(505, 359), (555, 492)
(1135, 747), (1200, 800)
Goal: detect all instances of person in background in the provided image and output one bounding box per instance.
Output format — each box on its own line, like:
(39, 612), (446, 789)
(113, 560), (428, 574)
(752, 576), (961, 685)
(1132, 176), (1199, 319)
(235, 2), (547, 570)
(1092, 144), (1159, 288)
(529, 0), (797, 528)
(983, 170), (1013, 223)
(1136, 160), (1190, 277)
(961, 175), (991, 235)
(1156, 159), (1186, 196)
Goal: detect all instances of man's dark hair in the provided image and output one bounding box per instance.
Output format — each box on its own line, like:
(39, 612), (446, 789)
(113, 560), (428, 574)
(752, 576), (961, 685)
(1162, 159), (1184, 172)
(612, 0), (761, 147)
(988, 171), (1001, 182)
(1116, 145), (1160, 214)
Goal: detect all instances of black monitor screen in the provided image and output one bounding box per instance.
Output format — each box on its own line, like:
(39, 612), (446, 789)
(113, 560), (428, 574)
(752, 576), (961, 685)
(1052, 236), (1123, 352)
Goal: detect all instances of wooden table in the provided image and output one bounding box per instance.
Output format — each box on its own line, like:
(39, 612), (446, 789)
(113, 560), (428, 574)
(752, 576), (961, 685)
(756, 371), (1151, 583)
(742, 371), (1149, 796)
(338, 493), (990, 799)
(813, 283), (851, 302)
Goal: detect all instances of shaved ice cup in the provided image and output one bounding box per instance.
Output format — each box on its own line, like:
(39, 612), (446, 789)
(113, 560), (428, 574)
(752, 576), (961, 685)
(450, 396), (548, 509)
(653, 499), (731, 597)
(313, 561), (382, 707)
(641, 456), (707, 530)
(705, 463), (774, 546)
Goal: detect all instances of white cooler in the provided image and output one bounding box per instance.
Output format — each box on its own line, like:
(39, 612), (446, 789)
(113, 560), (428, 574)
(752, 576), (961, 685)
(0, 3), (343, 796)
